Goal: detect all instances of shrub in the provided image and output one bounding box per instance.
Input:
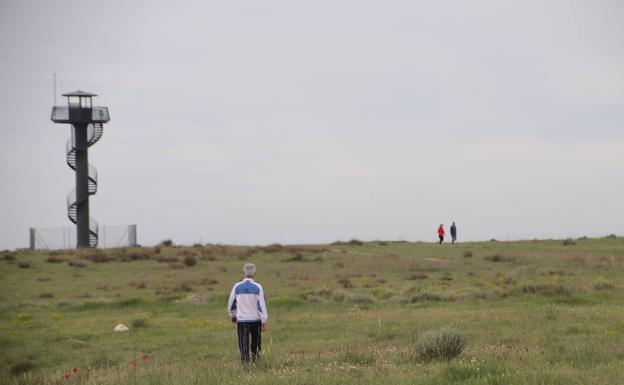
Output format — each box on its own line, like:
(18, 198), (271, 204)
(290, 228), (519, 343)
(68, 260), (87, 268)
(333, 291), (346, 302)
(521, 283), (570, 296)
(390, 295), (409, 304)
(17, 261), (31, 268)
(348, 239), (364, 246)
(284, 253), (306, 262)
(2, 253), (16, 261)
(159, 239), (174, 247)
(131, 314), (149, 328)
(39, 292), (54, 298)
(303, 287), (332, 300)
(408, 272), (428, 280)
(337, 277), (353, 288)
(126, 249), (154, 261)
(200, 252), (217, 261)
(345, 293), (376, 304)
(439, 272), (453, 281)
(562, 238), (576, 246)
(183, 256), (197, 267)
(415, 327), (466, 361)
(463, 251), (473, 258)
(593, 279), (615, 290)
(411, 292), (457, 302)
(484, 254), (514, 263)
(257, 243), (284, 253)
(10, 361), (34, 375)
(178, 282), (194, 292)
(45, 256), (64, 263)
(378, 241), (388, 246)
(156, 256), (179, 263)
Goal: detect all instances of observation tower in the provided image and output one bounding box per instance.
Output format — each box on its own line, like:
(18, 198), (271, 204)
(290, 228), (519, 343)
(51, 91), (110, 248)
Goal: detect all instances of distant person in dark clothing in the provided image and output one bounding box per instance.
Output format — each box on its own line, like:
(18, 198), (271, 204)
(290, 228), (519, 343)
(437, 224), (445, 244)
(450, 222), (457, 244)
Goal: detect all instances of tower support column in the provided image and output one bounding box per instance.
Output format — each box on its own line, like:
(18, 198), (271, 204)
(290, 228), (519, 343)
(74, 123), (90, 248)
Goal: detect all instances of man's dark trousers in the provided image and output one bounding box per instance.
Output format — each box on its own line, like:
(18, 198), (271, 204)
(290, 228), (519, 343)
(237, 321), (262, 363)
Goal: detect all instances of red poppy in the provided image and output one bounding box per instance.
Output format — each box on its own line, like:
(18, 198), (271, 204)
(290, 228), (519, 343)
(142, 354), (150, 360)
(65, 373), (71, 380)
(129, 359), (137, 367)
(72, 368), (78, 373)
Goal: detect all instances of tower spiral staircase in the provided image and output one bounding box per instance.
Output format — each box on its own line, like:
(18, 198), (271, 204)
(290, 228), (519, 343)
(66, 123), (103, 247)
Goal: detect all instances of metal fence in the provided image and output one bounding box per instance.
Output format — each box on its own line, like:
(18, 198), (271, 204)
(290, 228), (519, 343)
(29, 225), (137, 250)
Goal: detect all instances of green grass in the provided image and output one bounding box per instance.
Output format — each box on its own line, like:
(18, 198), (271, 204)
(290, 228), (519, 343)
(1, 237), (624, 384)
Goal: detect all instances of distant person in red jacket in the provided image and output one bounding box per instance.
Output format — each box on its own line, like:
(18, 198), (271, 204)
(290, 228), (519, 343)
(437, 224), (445, 244)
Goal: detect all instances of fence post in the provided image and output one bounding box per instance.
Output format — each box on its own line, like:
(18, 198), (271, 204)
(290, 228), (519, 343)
(29, 228), (36, 250)
(129, 225), (137, 247)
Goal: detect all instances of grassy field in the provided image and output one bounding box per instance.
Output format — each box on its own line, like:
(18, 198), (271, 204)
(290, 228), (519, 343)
(1, 237), (624, 385)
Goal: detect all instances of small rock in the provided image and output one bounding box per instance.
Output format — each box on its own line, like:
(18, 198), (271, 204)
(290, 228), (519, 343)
(114, 323), (129, 332)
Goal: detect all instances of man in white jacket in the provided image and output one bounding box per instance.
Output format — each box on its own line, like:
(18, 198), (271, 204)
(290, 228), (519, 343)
(227, 263), (268, 363)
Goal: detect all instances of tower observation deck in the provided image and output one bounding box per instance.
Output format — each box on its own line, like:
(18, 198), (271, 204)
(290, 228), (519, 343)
(51, 91), (110, 248)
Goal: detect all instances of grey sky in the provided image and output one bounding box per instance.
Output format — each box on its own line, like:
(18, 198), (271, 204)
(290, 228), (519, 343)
(1, 0), (623, 249)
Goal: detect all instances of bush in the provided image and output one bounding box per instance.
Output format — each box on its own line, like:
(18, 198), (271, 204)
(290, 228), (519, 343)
(159, 239), (174, 247)
(183, 256), (197, 267)
(415, 327), (466, 361)
(131, 315), (149, 328)
(283, 253), (306, 262)
(562, 238), (576, 246)
(39, 292), (54, 298)
(17, 261), (31, 268)
(345, 293), (376, 304)
(439, 272), (453, 281)
(156, 256), (179, 263)
(408, 272), (428, 280)
(45, 256), (64, 263)
(521, 283), (570, 296)
(484, 254), (514, 263)
(410, 292), (457, 302)
(348, 239), (364, 246)
(10, 361), (34, 375)
(68, 260), (87, 268)
(126, 249), (154, 261)
(2, 253), (16, 261)
(463, 251), (473, 258)
(593, 279), (615, 290)
(178, 282), (194, 292)
(337, 277), (353, 288)
(333, 291), (346, 302)
(81, 250), (115, 263)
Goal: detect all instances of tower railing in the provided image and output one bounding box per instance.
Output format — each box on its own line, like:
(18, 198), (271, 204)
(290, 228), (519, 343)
(51, 106), (110, 123)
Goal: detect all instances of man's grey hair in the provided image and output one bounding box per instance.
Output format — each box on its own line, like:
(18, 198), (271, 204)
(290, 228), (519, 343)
(243, 263), (256, 277)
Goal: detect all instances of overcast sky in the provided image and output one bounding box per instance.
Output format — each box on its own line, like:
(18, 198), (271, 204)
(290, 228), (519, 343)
(1, 0), (623, 250)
